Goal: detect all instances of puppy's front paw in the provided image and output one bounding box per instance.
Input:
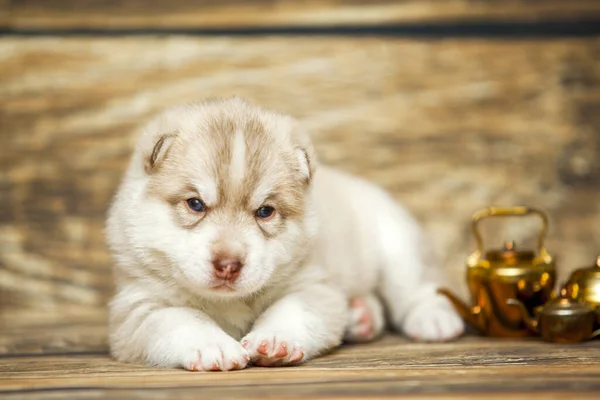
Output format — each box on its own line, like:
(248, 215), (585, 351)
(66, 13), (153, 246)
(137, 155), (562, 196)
(241, 332), (305, 367)
(184, 334), (250, 372)
(402, 294), (464, 342)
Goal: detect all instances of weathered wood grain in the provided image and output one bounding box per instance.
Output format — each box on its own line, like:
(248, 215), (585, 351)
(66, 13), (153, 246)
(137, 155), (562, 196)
(1, 321), (599, 399)
(1, 36), (599, 311)
(7, 0), (600, 30)
(2, 394), (598, 400)
(0, 307), (108, 355)
(0, 0), (9, 28)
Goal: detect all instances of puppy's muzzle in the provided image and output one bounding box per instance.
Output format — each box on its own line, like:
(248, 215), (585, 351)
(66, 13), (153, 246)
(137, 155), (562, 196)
(212, 258), (243, 281)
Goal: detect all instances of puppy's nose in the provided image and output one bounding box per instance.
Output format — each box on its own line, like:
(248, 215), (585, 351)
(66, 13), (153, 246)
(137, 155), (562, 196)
(212, 258), (243, 281)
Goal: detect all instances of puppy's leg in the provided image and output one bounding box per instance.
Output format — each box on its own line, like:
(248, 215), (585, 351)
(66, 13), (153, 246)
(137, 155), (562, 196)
(376, 206), (464, 342)
(110, 289), (249, 371)
(344, 293), (385, 343)
(241, 283), (347, 366)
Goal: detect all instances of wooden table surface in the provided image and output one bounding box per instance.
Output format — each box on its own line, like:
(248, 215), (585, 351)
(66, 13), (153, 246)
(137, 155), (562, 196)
(1, 307), (599, 399)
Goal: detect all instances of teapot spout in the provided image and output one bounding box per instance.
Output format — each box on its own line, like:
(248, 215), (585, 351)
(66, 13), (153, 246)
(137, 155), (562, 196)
(437, 288), (486, 333)
(506, 298), (539, 333)
(589, 328), (600, 340)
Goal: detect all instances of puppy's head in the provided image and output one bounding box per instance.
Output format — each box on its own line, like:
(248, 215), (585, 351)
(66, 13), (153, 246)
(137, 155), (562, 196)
(124, 98), (316, 299)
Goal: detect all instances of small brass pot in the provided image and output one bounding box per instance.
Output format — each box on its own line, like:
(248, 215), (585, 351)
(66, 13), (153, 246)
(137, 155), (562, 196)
(508, 289), (600, 343)
(564, 256), (600, 324)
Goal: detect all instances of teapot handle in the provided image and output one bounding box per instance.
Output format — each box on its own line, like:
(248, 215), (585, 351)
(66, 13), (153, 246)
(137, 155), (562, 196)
(467, 206), (552, 267)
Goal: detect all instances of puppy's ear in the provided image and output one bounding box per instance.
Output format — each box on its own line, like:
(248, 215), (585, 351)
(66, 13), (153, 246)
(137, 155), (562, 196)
(143, 133), (176, 174)
(291, 125), (317, 184)
(295, 147), (313, 183)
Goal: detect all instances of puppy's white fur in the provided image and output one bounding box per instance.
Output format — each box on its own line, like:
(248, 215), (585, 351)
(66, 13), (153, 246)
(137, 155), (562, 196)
(106, 98), (463, 371)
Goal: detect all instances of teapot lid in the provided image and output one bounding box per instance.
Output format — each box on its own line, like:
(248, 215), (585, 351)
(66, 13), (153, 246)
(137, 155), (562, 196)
(568, 256), (600, 283)
(485, 241), (535, 265)
(538, 288), (593, 316)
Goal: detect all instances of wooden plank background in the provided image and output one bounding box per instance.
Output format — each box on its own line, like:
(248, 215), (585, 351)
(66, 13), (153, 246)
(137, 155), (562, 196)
(5, 0), (600, 30)
(1, 1), (600, 316)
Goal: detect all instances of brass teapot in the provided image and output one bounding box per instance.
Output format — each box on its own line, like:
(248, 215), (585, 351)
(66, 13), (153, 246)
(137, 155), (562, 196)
(508, 288), (600, 343)
(438, 207), (556, 338)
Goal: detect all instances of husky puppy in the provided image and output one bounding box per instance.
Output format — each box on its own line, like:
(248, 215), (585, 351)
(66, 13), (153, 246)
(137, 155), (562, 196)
(106, 98), (463, 371)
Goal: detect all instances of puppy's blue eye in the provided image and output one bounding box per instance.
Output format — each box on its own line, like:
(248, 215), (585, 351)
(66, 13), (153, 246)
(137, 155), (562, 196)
(256, 206), (275, 219)
(186, 198), (205, 212)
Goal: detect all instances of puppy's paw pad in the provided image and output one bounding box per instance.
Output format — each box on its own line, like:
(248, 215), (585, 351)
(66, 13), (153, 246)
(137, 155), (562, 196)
(184, 337), (250, 372)
(403, 295), (464, 342)
(344, 296), (385, 343)
(242, 333), (304, 367)
(344, 297), (375, 342)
